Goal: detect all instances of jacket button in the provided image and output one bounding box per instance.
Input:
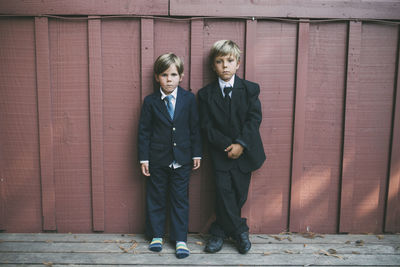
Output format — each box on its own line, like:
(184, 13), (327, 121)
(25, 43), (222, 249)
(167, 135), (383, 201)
(173, 143), (177, 146)
(173, 127), (176, 131)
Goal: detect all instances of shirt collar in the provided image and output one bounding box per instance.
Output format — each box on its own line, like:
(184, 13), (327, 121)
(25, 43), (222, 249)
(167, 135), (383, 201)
(218, 75), (235, 90)
(160, 87), (178, 100)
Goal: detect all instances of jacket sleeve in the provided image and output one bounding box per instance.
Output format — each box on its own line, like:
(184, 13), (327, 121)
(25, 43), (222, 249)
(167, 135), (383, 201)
(189, 93), (202, 158)
(198, 89), (232, 151)
(237, 83), (263, 150)
(137, 97), (153, 162)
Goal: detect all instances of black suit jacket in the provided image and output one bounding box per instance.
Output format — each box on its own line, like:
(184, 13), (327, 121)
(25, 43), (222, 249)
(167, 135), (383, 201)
(198, 75), (266, 172)
(138, 86), (202, 166)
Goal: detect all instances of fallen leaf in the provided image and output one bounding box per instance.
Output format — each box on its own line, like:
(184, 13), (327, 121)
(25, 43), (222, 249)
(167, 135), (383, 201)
(118, 245), (129, 253)
(128, 240), (138, 250)
(302, 232), (325, 239)
(195, 241), (203, 245)
(103, 240), (114, 243)
(303, 244), (307, 247)
(43, 262), (53, 266)
(45, 240), (53, 243)
(328, 248), (337, 254)
(355, 240), (364, 246)
(284, 250), (298, 254)
(345, 240), (351, 244)
(352, 251), (360, 254)
(263, 251), (272, 256)
(269, 235), (292, 241)
(318, 249), (343, 259)
(376, 235), (384, 240)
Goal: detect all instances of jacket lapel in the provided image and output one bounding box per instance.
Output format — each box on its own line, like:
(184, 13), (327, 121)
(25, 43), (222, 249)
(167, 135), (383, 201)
(231, 75), (246, 115)
(173, 87), (184, 121)
(153, 91), (173, 122)
(211, 81), (230, 117)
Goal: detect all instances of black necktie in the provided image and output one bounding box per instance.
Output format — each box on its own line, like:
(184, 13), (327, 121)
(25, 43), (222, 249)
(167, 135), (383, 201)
(224, 86), (232, 113)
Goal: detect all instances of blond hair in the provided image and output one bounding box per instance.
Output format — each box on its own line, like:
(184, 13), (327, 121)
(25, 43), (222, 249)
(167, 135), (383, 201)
(209, 40), (241, 63)
(154, 53), (184, 75)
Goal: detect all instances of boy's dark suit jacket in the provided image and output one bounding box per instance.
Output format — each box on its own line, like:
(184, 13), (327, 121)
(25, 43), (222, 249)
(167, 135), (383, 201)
(138, 86), (202, 166)
(198, 75), (266, 173)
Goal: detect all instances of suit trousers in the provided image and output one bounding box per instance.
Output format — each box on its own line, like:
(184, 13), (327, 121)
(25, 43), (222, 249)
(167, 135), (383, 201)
(209, 163), (251, 239)
(145, 164), (191, 242)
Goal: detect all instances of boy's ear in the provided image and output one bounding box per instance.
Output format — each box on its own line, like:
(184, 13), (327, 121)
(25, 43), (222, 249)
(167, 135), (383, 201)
(179, 73), (184, 82)
(236, 60), (241, 70)
(154, 74), (159, 83)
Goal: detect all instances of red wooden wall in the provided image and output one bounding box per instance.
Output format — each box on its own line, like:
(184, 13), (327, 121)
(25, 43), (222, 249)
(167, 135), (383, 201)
(0, 0), (399, 234)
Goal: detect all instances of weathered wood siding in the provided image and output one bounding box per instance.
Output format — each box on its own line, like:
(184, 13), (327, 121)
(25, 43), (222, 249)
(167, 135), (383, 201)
(0, 0), (399, 234)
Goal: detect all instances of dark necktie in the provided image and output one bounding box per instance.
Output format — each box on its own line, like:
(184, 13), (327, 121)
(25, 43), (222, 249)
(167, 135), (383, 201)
(165, 95), (174, 119)
(224, 86), (232, 114)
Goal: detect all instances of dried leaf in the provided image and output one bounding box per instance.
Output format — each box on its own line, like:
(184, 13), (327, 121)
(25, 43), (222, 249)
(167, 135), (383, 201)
(318, 249), (343, 259)
(352, 251), (360, 254)
(103, 240), (114, 243)
(118, 245), (129, 253)
(355, 240), (364, 246)
(303, 244), (307, 247)
(43, 262), (53, 266)
(128, 240), (138, 250)
(269, 235), (292, 241)
(345, 240), (351, 244)
(45, 240), (53, 243)
(376, 235), (384, 240)
(328, 248), (337, 254)
(284, 249), (298, 254)
(263, 251), (272, 256)
(195, 241), (203, 246)
(302, 232), (325, 239)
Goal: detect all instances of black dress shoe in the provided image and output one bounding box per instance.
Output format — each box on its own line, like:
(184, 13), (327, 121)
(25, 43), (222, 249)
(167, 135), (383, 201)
(237, 232), (251, 254)
(204, 235), (224, 253)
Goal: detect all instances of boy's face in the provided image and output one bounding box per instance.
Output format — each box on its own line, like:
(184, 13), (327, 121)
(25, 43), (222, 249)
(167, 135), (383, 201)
(213, 54), (240, 82)
(155, 64), (183, 95)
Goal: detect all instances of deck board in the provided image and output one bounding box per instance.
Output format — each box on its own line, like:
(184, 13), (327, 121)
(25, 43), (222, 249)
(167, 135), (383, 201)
(0, 233), (399, 266)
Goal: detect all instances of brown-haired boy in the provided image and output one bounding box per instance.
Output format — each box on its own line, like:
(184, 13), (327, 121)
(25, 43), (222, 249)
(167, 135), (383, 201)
(138, 53), (202, 258)
(198, 40), (266, 254)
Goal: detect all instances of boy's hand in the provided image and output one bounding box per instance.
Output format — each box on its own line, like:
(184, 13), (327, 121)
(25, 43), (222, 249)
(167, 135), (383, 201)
(225, 144), (244, 159)
(193, 159), (201, 170)
(141, 163), (150, 176)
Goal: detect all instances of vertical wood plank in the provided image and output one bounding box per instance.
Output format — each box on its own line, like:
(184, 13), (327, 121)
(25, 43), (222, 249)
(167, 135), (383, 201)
(242, 18), (257, 225)
(140, 18), (154, 231)
(340, 23), (397, 233)
(0, 174), (5, 230)
(102, 19), (142, 232)
(385, 29), (400, 233)
(289, 20), (309, 233)
(244, 19), (257, 81)
(188, 19), (204, 231)
(250, 21), (297, 233)
(141, 18), (154, 102)
(88, 16), (104, 232)
(35, 17), (56, 231)
(340, 21), (362, 233)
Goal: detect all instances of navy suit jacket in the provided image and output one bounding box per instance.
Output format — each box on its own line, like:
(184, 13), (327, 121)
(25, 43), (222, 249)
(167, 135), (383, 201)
(198, 75), (266, 173)
(138, 86), (202, 167)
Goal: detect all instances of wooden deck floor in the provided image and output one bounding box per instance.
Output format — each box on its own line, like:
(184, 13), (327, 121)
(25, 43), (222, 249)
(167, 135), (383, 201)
(0, 233), (399, 266)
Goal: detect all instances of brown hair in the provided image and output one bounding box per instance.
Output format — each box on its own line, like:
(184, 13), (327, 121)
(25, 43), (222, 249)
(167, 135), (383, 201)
(153, 53), (184, 75)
